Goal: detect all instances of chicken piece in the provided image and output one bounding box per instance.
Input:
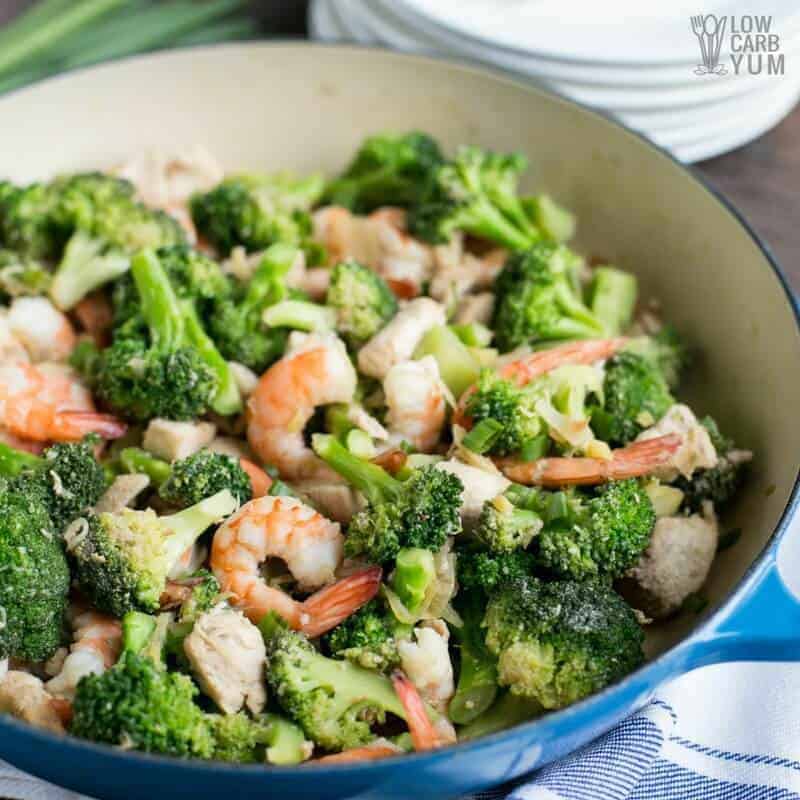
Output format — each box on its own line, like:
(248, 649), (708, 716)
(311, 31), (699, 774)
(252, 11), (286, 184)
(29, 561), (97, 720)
(7, 296), (76, 363)
(114, 146), (225, 241)
(435, 459), (510, 530)
(346, 405), (389, 442)
(636, 404), (718, 482)
(313, 206), (434, 297)
(454, 292), (495, 326)
(357, 297), (446, 380)
(207, 435), (256, 462)
(142, 419), (217, 462)
(184, 607), (267, 715)
(0, 672), (64, 733)
(429, 233), (504, 309)
(294, 480), (363, 525)
(397, 620), (455, 714)
(94, 473), (150, 514)
(622, 503), (718, 619)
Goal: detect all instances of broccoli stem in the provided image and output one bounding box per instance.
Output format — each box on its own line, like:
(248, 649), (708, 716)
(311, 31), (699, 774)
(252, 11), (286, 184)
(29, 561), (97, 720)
(449, 595), (498, 725)
(391, 548), (436, 614)
(523, 195), (576, 243)
(181, 300), (242, 415)
(241, 243), (299, 314)
(457, 692), (541, 739)
(262, 299), (336, 332)
(413, 325), (481, 397)
(122, 610), (157, 655)
(49, 230), (130, 310)
(119, 447), (171, 487)
(159, 489), (237, 569)
(588, 266), (638, 336)
(0, 441), (42, 477)
(132, 249), (242, 416)
(263, 713), (309, 765)
(312, 433), (400, 506)
(552, 282), (607, 339)
(325, 404), (356, 441)
(131, 249), (184, 350)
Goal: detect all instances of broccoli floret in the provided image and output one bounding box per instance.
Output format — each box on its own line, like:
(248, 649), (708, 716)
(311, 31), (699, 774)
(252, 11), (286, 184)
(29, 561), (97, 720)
(475, 495), (543, 552)
(324, 599), (402, 672)
(408, 146), (538, 250)
(324, 131), (444, 213)
(464, 370), (544, 456)
(326, 260), (398, 348)
(0, 248), (51, 299)
(535, 480), (655, 581)
(210, 712), (309, 765)
(70, 489), (237, 617)
(457, 548), (537, 595)
(113, 244), (230, 327)
(190, 172), (325, 256)
(160, 450), (252, 508)
(263, 624), (408, 752)
(0, 439), (106, 533)
(674, 417), (749, 511)
(163, 571), (222, 669)
(591, 351), (674, 445)
(97, 249), (241, 421)
(313, 433), (462, 564)
(492, 244), (606, 352)
(47, 173), (185, 310)
(0, 486), (70, 661)
(626, 325), (689, 390)
(207, 242), (298, 372)
(449, 592), (497, 725)
(71, 651), (214, 757)
(484, 575), (644, 709)
(0, 179), (62, 259)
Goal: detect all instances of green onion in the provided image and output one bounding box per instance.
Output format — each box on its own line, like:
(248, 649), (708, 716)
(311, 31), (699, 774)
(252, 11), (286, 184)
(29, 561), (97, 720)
(518, 434), (549, 461)
(461, 418), (503, 454)
(0, 0), (128, 78)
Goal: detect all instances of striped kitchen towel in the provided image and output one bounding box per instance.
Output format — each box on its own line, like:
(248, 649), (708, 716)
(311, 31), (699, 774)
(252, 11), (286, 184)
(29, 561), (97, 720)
(2, 662), (800, 800)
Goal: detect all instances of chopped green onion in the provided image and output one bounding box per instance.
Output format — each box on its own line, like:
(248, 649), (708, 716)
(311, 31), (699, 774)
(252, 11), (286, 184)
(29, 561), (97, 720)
(461, 419), (503, 454)
(518, 434), (549, 461)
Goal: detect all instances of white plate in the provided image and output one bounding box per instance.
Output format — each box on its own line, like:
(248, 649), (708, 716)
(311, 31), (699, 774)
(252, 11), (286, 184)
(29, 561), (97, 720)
(379, 0), (800, 88)
(393, 0), (800, 66)
(672, 80), (800, 161)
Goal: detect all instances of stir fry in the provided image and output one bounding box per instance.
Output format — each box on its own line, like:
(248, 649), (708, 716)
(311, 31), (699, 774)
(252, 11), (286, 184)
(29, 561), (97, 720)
(0, 133), (752, 764)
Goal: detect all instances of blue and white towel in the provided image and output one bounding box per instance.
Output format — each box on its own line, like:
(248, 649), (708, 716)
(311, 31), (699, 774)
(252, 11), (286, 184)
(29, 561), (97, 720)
(3, 661), (800, 800)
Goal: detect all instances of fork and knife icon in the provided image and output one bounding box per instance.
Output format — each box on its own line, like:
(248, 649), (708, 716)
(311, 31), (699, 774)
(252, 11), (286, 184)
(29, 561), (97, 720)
(691, 14), (729, 75)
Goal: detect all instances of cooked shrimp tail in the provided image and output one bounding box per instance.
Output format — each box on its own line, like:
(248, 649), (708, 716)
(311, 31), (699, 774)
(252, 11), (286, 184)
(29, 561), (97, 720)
(497, 433), (682, 486)
(300, 566), (382, 638)
(51, 410), (127, 442)
(392, 670), (441, 751)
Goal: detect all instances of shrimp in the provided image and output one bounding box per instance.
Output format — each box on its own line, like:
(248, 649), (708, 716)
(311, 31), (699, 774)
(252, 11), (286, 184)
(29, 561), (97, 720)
(46, 610), (122, 699)
(0, 362), (126, 442)
(391, 671), (442, 752)
(383, 356), (446, 453)
(315, 741), (402, 764)
(210, 495), (380, 635)
(239, 457), (273, 498)
(496, 433), (683, 487)
(6, 296), (76, 363)
(313, 206), (434, 297)
(453, 337), (628, 427)
(247, 333), (357, 481)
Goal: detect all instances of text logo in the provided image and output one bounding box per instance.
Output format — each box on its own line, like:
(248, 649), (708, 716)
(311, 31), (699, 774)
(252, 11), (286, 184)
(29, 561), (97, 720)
(690, 14), (785, 76)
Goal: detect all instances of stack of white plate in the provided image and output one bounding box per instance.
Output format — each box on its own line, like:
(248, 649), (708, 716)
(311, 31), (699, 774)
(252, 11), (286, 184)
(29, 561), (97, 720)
(309, 0), (800, 162)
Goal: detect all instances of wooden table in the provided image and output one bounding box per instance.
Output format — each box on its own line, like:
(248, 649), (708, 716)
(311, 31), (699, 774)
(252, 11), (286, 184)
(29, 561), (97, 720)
(2, 0), (798, 290)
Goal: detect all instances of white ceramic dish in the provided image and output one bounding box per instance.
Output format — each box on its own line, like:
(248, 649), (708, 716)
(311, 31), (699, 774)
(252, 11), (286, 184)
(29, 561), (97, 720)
(393, 0), (800, 66)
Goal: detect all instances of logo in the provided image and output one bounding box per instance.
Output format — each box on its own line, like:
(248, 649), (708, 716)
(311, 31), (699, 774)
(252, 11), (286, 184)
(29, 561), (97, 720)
(690, 14), (785, 76)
